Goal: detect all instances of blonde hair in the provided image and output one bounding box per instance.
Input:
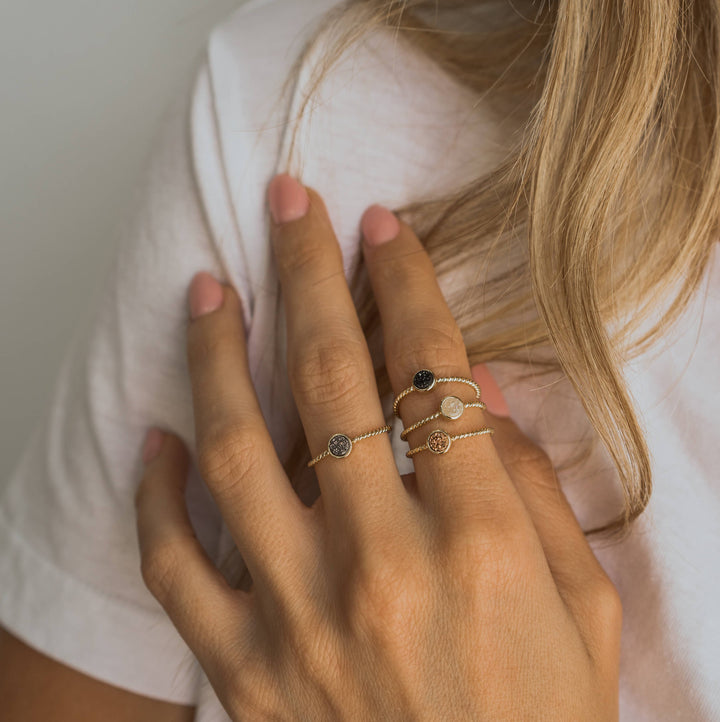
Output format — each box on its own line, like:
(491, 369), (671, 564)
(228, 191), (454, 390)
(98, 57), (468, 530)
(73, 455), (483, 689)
(228, 0), (720, 588)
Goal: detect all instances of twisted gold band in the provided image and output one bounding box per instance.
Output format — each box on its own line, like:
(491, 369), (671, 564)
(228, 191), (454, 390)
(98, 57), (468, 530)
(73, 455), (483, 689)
(393, 369), (481, 417)
(308, 424), (392, 468)
(400, 396), (487, 441)
(406, 426), (495, 458)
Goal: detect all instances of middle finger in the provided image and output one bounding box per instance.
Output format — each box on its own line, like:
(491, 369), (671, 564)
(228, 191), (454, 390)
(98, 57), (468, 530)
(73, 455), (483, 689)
(268, 174), (415, 545)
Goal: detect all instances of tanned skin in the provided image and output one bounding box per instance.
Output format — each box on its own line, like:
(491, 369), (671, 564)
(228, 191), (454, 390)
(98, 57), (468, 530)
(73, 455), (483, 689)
(0, 626), (195, 722)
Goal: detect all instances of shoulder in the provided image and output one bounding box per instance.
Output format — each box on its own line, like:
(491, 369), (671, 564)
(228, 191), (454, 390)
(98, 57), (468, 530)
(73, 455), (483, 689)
(189, 0), (503, 297)
(187, 0), (342, 322)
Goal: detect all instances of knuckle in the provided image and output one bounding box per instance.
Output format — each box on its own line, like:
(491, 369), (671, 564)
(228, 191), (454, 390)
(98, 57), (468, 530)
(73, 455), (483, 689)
(345, 555), (429, 642)
(197, 423), (266, 496)
(223, 664), (278, 721)
(503, 436), (555, 478)
(140, 541), (182, 604)
(287, 622), (343, 691)
(593, 576), (624, 631)
(274, 230), (338, 279)
(290, 334), (369, 411)
(389, 319), (467, 380)
(374, 250), (434, 292)
(580, 574), (624, 664)
(443, 518), (532, 596)
(186, 321), (225, 370)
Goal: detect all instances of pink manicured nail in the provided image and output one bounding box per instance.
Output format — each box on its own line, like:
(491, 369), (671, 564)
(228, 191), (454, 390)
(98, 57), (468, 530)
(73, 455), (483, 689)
(142, 428), (165, 464)
(471, 363), (511, 418)
(189, 272), (223, 320)
(361, 204), (400, 246)
(268, 173), (310, 224)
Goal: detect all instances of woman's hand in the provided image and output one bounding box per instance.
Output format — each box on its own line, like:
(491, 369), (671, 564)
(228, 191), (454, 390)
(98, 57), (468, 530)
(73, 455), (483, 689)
(135, 174), (621, 720)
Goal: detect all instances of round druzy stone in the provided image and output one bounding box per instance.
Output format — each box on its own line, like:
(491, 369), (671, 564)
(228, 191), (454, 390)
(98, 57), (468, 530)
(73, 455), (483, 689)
(328, 433), (353, 458)
(440, 395), (464, 420)
(427, 429), (451, 454)
(413, 369), (435, 391)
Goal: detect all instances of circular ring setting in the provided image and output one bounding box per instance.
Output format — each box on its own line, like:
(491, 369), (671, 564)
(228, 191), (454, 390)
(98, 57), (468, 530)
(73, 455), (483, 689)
(427, 429), (452, 454)
(308, 424), (392, 468)
(412, 369), (436, 391)
(406, 426), (495, 458)
(393, 370), (481, 417)
(440, 395), (465, 419)
(400, 396), (487, 441)
(328, 433), (353, 459)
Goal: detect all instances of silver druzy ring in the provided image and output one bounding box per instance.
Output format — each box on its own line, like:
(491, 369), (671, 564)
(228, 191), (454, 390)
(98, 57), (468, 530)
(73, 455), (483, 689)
(307, 424), (392, 468)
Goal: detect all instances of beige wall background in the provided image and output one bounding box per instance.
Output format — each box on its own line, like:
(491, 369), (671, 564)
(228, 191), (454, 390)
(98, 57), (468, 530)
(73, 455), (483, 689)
(0, 0), (244, 481)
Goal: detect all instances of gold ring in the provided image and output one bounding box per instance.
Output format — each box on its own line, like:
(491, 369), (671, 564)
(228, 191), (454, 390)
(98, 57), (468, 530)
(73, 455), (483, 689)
(308, 424), (392, 468)
(400, 396), (487, 441)
(406, 426), (495, 458)
(393, 369), (481, 417)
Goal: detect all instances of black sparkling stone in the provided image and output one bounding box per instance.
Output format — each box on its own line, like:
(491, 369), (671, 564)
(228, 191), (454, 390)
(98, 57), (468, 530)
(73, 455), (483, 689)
(328, 434), (352, 458)
(413, 369), (435, 391)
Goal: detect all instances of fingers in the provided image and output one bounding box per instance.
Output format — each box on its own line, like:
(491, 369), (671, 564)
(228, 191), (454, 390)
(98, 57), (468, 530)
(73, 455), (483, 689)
(268, 174), (415, 549)
(360, 205), (529, 537)
(135, 429), (250, 676)
(185, 272), (314, 600)
(471, 364), (622, 667)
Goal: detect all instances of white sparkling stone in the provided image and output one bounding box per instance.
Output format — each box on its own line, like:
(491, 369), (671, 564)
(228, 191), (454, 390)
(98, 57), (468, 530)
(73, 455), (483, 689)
(440, 395), (464, 420)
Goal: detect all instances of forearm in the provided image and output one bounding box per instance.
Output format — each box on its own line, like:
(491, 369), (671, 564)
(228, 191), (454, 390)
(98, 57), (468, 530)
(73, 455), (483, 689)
(0, 627), (195, 722)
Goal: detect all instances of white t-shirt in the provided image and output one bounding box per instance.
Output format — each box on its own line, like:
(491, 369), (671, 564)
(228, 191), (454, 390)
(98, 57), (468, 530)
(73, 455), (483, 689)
(1, 0), (719, 719)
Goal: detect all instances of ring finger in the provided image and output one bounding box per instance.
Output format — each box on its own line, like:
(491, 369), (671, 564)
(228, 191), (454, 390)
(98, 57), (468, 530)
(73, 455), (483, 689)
(360, 205), (531, 538)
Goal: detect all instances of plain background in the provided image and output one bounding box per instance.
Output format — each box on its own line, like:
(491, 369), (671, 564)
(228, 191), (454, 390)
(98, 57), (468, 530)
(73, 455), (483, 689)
(0, 0), (245, 481)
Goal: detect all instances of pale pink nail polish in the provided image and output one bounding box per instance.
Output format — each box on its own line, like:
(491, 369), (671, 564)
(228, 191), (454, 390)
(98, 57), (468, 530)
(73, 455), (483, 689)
(361, 204), (400, 246)
(142, 428), (165, 464)
(268, 173), (310, 224)
(189, 272), (224, 320)
(471, 363), (511, 418)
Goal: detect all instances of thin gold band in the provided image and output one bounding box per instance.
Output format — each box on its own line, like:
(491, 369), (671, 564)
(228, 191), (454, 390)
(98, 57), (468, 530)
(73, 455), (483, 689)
(406, 426), (495, 458)
(400, 398), (487, 441)
(308, 424), (392, 468)
(393, 372), (481, 417)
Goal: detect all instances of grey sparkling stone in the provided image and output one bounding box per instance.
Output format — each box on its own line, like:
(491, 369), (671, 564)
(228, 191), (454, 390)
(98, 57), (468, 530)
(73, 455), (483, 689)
(413, 369), (435, 391)
(328, 433), (353, 458)
(440, 395), (465, 420)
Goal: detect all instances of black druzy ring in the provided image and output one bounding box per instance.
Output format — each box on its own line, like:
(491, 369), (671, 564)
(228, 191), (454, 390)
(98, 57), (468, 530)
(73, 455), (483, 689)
(412, 369), (435, 391)
(393, 369), (482, 418)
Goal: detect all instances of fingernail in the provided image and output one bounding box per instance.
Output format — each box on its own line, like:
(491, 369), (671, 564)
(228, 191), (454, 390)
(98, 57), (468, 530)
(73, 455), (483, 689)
(189, 272), (223, 320)
(471, 363), (511, 418)
(268, 173), (309, 224)
(142, 428), (165, 464)
(361, 204), (400, 246)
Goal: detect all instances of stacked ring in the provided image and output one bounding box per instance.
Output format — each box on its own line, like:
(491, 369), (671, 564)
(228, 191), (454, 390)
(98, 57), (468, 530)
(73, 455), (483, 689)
(406, 427), (495, 458)
(308, 368), (495, 467)
(400, 396), (487, 441)
(393, 368), (496, 459)
(393, 369), (480, 417)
